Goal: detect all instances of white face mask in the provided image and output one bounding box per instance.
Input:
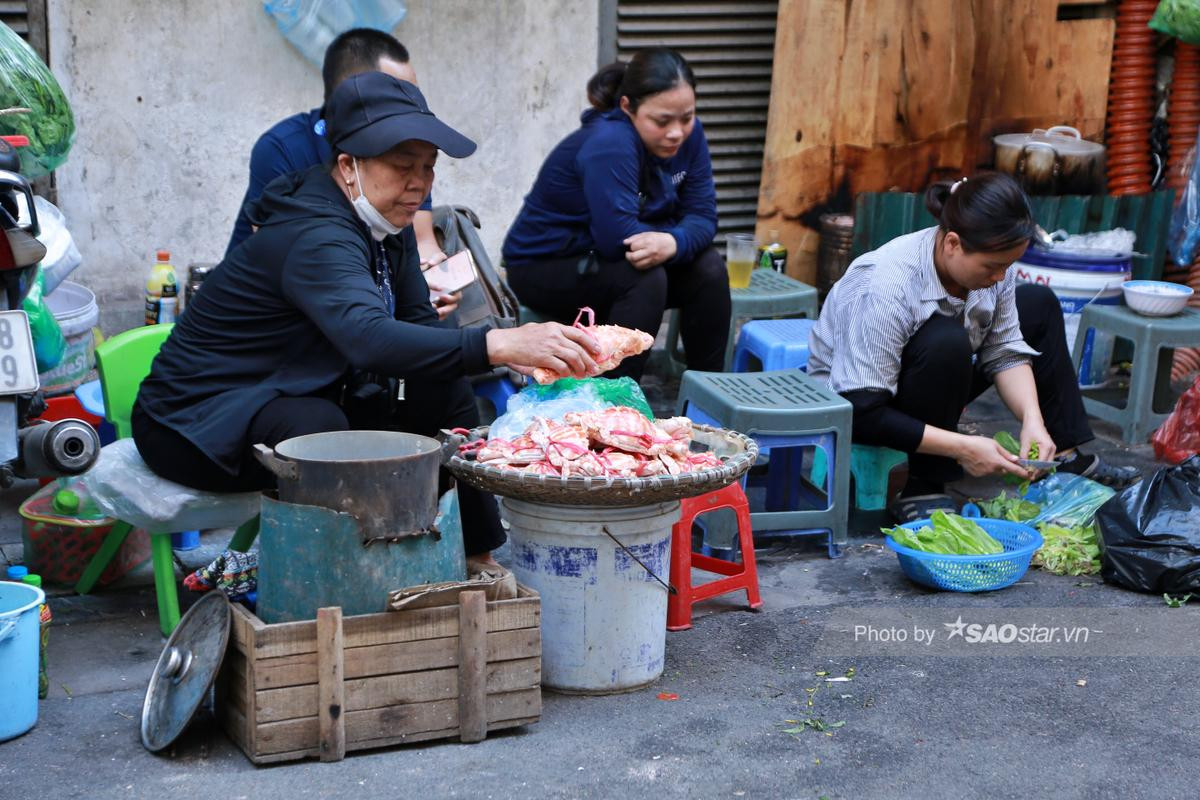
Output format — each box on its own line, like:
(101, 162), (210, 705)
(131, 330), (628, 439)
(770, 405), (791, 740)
(350, 158), (403, 241)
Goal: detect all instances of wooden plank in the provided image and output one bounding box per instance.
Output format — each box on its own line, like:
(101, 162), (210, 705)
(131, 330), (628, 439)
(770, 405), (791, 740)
(316, 607), (345, 762)
(456, 591), (488, 743)
(255, 657), (542, 724)
(254, 688), (541, 756)
(248, 716), (540, 765)
(755, 0), (844, 283)
(253, 628), (541, 690)
(248, 593), (539, 658)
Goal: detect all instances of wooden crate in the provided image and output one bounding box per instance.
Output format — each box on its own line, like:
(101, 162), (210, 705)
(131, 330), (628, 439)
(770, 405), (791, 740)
(217, 586), (541, 764)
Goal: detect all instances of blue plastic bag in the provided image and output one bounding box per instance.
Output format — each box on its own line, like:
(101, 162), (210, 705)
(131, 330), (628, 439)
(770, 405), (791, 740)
(1024, 473), (1115, 529)
(264, 0), (408, 67)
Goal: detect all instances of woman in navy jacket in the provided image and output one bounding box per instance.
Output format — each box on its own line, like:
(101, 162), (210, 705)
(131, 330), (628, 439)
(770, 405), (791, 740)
(502, 48), (730, 380)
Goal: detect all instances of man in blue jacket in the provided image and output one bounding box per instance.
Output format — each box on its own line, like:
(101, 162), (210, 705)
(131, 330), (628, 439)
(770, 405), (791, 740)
(134, 72), (599, 558)
(225, 29), (458, 317)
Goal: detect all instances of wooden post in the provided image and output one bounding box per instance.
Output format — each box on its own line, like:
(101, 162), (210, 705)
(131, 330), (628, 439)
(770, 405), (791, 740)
(457, 590), (488, 743)
(316, 606), (345, 762)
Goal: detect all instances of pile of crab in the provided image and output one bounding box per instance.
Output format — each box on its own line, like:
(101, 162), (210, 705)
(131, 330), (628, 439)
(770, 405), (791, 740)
(456, 406), (725, 478)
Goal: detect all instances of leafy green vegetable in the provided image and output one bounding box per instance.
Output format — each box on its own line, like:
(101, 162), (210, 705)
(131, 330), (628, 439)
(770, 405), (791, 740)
(976, 492), (1042, 522)
(1163, 593), (1193, 608)
(1033, 522), (1101, 576)
(884, 511), (1004, 555)
(0, 23), (75, 177)
(994, 431), (1021, 456)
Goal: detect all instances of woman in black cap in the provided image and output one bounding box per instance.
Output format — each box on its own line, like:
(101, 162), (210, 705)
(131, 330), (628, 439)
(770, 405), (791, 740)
(502, 48), (730, 381)
(133, 72), (600, 561)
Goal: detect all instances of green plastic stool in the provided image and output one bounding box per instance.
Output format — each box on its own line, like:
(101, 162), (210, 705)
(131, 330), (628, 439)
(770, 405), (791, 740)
(665, 268), (820, 373)
(676, 370), (852, 557)
(75, 324), (261, 636)
(1072, 304), (1200, 443)
(810, 444), (908, 511)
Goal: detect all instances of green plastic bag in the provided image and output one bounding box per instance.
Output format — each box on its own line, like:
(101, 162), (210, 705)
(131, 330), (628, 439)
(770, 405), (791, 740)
(1150, 0), (1200, 45)
(524, 377), (654, 419)
(22, 267), (66, 372)
(0, 22), (76, 177)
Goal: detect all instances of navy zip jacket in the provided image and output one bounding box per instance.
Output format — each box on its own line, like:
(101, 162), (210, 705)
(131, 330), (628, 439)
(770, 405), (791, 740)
(501, 108), (717, 267)
(138, 164), (490, 474)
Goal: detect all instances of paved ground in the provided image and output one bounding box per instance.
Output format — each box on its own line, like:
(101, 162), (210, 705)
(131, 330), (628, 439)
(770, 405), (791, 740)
(1, 380), (1195, 799)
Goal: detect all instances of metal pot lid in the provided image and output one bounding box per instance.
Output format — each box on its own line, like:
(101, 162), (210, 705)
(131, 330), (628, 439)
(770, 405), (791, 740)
(140, 591), (231, 753)
(993, 127), (1104, 157)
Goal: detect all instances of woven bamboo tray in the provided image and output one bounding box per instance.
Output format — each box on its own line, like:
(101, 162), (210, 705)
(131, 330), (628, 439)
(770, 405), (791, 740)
(439, 424), (757, 506)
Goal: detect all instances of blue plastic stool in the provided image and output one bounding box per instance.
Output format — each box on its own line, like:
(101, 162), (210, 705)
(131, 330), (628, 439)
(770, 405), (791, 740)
(732, 318), (817, 372)
(171, 530), (201, 551)
(74, 379), (117, 445)
(812, 444), (908, 511)
(677, 370), (851, 558)
(473, 372), (520, 418)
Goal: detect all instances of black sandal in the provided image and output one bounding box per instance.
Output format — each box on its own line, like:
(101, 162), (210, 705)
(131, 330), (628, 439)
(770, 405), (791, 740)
(888, 493), (958, 524)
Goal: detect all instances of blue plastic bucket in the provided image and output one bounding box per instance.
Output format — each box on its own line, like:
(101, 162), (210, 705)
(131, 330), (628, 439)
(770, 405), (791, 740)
(0, 581), (46, 741)
(1013, 247), (1131, 387)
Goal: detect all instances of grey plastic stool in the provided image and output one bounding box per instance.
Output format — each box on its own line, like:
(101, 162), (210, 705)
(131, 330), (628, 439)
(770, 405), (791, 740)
(665, 268), (820, 373)
(1072, 304), (1200, 443)
(676, 370), (851, 557)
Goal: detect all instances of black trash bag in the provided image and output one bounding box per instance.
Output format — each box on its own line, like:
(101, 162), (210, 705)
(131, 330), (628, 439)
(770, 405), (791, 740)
(1095, 456), (1200, 593)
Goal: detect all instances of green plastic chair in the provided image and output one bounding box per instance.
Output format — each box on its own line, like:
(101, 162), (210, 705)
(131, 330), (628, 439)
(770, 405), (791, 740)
(74, 324), (260, 635)
(96, 323), (173, 439)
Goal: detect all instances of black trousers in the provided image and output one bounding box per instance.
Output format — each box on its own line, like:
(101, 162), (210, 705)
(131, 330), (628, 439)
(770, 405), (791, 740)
(132, 377), (505, 556)
(507, 246), (732, 380)
(885, 283), (1094, 485)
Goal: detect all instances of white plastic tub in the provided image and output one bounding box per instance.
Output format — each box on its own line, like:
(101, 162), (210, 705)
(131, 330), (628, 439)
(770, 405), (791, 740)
(501, 498), (680, 694)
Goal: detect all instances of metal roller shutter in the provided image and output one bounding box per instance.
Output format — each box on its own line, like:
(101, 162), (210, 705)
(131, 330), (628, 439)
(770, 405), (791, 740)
(612, 0), (778, 244)
(0, 0), (48, 62)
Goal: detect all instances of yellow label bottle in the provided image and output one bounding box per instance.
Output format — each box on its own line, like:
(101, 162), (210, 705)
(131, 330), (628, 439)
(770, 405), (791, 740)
(145, 249), (179, 325)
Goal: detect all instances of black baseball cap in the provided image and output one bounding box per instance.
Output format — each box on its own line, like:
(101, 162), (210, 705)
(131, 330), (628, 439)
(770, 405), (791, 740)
(324, 71), (476, 158)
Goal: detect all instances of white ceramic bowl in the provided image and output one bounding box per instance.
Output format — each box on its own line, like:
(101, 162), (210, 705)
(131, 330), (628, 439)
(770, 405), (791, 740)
(1122, 280), (1194, 317)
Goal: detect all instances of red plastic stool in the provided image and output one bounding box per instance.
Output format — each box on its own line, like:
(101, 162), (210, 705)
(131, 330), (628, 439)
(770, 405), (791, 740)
(668, 482), (763, 631)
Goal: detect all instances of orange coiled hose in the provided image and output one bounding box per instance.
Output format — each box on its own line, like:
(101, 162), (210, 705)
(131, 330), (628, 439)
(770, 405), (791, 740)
(1106, 0), (1159, 195)
(1168, 43), (1200, 190)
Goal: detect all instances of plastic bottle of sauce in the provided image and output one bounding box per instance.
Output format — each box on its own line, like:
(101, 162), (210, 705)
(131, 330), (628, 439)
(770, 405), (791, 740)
(145, 249), (179, 325)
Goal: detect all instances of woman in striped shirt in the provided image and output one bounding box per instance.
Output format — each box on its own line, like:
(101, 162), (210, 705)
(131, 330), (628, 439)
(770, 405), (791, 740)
(808, 172), (1137, 520)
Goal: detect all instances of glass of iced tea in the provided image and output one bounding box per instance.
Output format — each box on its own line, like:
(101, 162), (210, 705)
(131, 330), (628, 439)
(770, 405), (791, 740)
(726, 233), (756, 289)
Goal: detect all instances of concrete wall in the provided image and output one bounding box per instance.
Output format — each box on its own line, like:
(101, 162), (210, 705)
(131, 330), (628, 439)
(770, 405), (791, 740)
(46, 0), (599, 331)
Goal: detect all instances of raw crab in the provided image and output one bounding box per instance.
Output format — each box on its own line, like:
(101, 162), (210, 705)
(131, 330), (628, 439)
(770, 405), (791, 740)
(458, 407), (725, 478)
(531, 307), (655, 385)
(564, 406), (674, 456)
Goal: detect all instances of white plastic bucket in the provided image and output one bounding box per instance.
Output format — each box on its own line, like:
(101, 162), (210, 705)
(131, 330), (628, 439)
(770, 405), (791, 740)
(39, 281), (99, 396)
(501, 498), (680, 694)
(0, 581), (46, 741)
(1013, 259), (1127, 388)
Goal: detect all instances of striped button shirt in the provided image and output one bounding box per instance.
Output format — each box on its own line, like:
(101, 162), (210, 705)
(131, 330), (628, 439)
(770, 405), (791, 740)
(808, 227), (1038, 395)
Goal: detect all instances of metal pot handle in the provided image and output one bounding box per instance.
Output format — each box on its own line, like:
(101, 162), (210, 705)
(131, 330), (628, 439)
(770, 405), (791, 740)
(1016, 141), (1061, 176)
(252, 443), (298, 480)
(1042, 125), (1082, 140)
